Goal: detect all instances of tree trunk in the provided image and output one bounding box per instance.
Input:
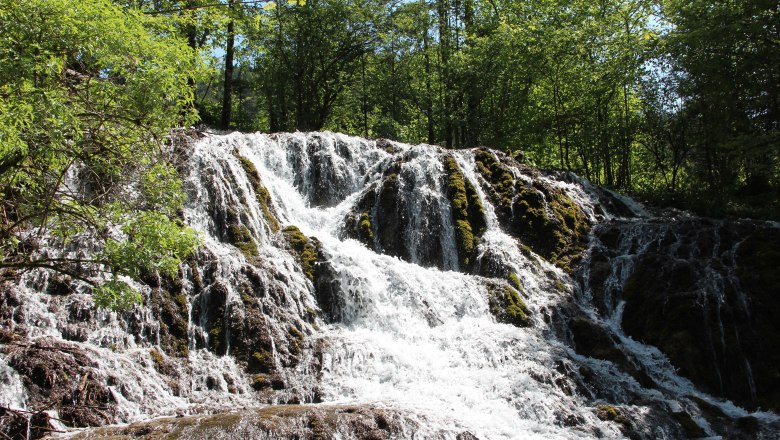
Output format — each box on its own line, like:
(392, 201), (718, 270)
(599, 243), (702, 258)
(220, 0), (236, 130)
(423, 7), (435, 145)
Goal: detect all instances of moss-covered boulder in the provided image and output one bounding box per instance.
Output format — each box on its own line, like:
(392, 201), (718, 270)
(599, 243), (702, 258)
(344, 152), (490, 273)
(474, 149), (590, 270)
(146, 283), (190, 358)
(485, 280), (531, 327)
(443, 155), (487, 270)
(343, 169), (410, 262)
(234, 152), (280, 232)
(282, 225), (321, 283)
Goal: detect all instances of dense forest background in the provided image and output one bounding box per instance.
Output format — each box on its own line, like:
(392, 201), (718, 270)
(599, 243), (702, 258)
(165, 0), (780, 219)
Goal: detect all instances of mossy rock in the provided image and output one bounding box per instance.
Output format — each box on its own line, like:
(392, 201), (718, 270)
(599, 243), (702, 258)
(344, 172), (408, 260)
(612, 221), (780, 412)
(344, 183), (378, 248)
(486, 282), (530, 327)
(508, 272), (522, 291)
(357, 212), (374, 244)
(568, 317), (625, 364)
(228, 224), (259, 257)
(234, 151), (280, 232)
(442, 155), (487, 270)
(249, 350), (276, 374)
(473, 149), (589, 270)
(194, 282), (229, 356)
(146, 285), (190, 358)
(252, 374), (272, 390)
(149, 348), (178, 378)
(287, 326), (305, 356)
(282, 225), (320, 283)
(7, 339), (117, 430)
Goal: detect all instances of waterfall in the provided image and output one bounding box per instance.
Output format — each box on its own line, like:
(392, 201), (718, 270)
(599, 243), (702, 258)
(1, 131), (778, 439)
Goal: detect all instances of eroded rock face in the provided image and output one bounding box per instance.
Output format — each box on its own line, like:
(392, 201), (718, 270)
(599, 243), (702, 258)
(343, 147), (591, 274)
(2, 338), (117, 436)
(472, 149), (590, 271)
(583, 217), (780, 411)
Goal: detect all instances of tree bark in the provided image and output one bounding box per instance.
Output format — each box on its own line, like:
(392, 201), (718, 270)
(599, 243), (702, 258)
(220, 0), (237, 130)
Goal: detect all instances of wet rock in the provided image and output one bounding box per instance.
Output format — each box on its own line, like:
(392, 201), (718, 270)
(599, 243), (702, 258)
(473, 149), (590, 271)
(62, 405), (418, 440)
(586, 218), (780, 411)
(282, 226), (320, 283)
(485, 279), (530, 327)
(442, 154), (487, 271)
(5, 338), (116, 434)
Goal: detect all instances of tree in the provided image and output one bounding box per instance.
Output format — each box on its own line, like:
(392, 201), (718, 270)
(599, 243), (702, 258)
(247, 0), (382, 131)
(0, 0), (202, 309)
(662, 0), (780, 206)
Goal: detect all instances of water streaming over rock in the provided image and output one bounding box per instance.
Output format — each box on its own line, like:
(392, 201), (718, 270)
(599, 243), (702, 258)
(1, 131), (778, 439)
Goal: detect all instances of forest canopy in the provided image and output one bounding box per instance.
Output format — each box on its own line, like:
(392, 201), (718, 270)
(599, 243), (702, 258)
(0, 0), (778, 308)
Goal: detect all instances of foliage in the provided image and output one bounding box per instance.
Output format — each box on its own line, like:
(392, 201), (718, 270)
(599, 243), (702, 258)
(93, 279), (144, 311)
(0, 0), (202, 309)
(101, 212), (202, 279)
(648, 0), (780, 215)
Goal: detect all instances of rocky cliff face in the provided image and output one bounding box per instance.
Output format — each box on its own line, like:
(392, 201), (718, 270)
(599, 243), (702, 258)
(583, 215), (780, 413)
(0, 131), (778, 439)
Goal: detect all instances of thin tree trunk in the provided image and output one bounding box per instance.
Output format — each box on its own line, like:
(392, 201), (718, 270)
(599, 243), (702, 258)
(220, 0), (236, 129)
(423, 2), (435, 144)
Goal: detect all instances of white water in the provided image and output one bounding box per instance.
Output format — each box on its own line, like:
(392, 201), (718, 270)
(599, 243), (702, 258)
(210, 132), (667, 438)
(2, 131), (778, 439)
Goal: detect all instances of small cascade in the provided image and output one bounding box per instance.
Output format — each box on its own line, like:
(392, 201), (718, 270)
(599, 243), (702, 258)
(1, 131), (778, 439)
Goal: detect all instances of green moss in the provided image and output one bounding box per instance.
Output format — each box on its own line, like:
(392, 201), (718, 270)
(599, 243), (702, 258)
(508, 272), (522, 291)
(474, 149), (589, 270)
(282, 225), (320, 282)
(148, 287), (190, 359)
(252, 374), (271, 390)
(504, 287), (529, 326)
(594, 405), (632, 429)
(234, 152), (280, 232)
(358, 212), (374, 243)
(596, 405), (619, 421)
(288, 326), (304, 341)
(175, 340), (189, 357)
(173, 293), (188, 310)
(228, 224), (258, 257)
(150, 348), (165, 371)
(209, 326), (223, 353)
(250, 351), (275, 373)
(343, 183), (378, 248)
(488, 283), (530, 327)
(443, 155), (487, 269)
(238, 284), (254, 305)
(288, 326), (304, 355)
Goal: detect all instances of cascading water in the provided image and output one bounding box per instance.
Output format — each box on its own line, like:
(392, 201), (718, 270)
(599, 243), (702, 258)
(1, 131), (778, 439)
